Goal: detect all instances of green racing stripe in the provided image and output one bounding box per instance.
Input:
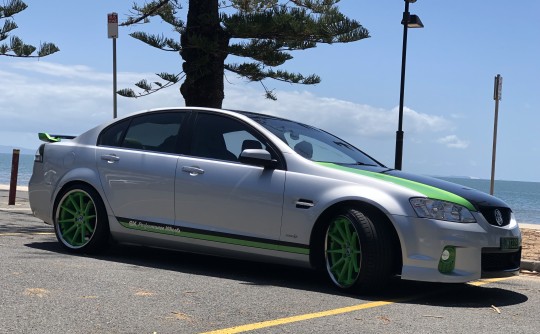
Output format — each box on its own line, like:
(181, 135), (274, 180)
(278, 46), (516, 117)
(117, 218), (310, 255)
(317, 162), (476, 211)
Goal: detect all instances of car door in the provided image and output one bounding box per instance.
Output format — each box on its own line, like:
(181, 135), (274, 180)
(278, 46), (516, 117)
(174, 112), (286, 241)
(96, 111), (186, 226)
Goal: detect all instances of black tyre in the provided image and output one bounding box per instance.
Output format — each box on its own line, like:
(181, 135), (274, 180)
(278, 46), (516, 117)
(53, 184), (109, 254)
(324, 207), (394, 293)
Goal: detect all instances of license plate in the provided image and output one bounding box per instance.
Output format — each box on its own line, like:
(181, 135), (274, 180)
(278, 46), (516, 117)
(500, 237), (520, 250)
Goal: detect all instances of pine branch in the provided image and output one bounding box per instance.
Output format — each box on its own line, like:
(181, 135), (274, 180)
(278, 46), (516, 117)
(0, 37), (58, 57)
(0, 0), (28, 18)
(130, 31), (181, 51)
(121, 0), (184, 30)
(223, 5), (369, 44)
(288, 0), (338, 14)
(225, 62), (320, 84)
(37, 42), (59, 57)
(0, 0), (59, 58)
(228, 39), (292, 66)
(121, 0), (175, 26)
(0, 20), (17, 41)
(118, 72), (183, 98)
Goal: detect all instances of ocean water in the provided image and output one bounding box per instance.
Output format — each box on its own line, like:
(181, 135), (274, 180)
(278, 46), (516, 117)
(1, 153), (538, 225)
(0, 153), (35, 187)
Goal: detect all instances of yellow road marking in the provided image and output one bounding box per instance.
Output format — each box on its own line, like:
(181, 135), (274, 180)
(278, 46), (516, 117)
(199, 300), (396, 334)
(0, 232), (54, 236)
(200, 277), (516, 334)
(467, 277), (515, 286)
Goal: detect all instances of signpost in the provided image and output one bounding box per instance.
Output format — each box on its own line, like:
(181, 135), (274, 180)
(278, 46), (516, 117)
(490, 74), (502, 195)
(108, 12), (118, 119)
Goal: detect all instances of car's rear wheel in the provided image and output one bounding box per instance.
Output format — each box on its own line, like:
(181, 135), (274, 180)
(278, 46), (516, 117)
(324, 207), (394, 293)
(53, 184), (109, 254)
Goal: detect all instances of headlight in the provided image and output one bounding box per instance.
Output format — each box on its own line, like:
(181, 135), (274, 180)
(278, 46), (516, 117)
(410, 198), (476, 223)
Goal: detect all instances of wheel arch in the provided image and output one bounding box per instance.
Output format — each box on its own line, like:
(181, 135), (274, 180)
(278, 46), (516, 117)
(309, 200), (403, 275)
(50, 167), (108, 219)
(53, 180), (104, 217)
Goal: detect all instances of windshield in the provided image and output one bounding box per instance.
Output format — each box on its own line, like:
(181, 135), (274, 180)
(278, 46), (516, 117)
(244, 113), (383, 166)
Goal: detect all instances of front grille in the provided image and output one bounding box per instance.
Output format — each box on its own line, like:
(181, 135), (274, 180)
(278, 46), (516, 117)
(481, 248), (521, 273)
(479, 207), (512, 227)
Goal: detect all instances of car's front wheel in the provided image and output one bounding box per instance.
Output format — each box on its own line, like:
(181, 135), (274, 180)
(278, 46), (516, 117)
(324, 207), (394, 293)
(53, 184), (109, 254)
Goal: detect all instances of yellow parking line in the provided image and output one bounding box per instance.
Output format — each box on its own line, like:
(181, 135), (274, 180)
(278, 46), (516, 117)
(199, 300), (397, 334)
(467, 277), (515, 286)
(199, 277), (516, 334)
(0, 232), (54, 236)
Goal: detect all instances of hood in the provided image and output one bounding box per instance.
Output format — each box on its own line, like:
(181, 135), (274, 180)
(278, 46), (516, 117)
(325, 163), (510, 211)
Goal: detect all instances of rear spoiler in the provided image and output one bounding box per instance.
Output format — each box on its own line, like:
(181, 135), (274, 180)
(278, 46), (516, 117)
(38, 133), (76, 143)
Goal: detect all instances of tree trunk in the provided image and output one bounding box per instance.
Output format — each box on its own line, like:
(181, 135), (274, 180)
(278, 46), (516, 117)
(180, 0), (229, 108)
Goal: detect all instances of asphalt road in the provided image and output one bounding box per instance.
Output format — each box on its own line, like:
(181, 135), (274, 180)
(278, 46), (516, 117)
(1, 194), (540, 334)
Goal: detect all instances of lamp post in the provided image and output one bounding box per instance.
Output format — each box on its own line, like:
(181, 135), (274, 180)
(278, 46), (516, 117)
(394, 0), (424, 170)
(490, 74), (503, 195)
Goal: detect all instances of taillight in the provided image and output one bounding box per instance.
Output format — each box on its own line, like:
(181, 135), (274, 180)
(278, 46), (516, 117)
(35, 144), (45, 163)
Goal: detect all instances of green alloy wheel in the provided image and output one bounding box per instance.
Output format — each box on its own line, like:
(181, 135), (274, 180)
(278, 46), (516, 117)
(325, 215), (361, 288)
(324, 208), (394, 293)
(54, 184), (109, 254)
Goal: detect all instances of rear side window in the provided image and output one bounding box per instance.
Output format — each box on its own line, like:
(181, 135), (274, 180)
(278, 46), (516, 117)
(98, 119), (129, 147)
(98, 112), (185, 154)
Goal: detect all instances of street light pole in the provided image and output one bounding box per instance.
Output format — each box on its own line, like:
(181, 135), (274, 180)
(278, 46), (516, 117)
(394, 0), (423, 170)
(490, 74), (503, 195)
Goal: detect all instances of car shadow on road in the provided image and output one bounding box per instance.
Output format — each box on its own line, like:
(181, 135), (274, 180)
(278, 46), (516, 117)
(25, 240), (528, 309)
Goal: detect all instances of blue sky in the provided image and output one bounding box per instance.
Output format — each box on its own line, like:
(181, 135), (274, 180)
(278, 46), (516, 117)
(1, 1), (539, 182)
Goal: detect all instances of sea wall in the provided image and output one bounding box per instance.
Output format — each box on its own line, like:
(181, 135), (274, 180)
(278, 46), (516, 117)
(522, 227), (540, 262)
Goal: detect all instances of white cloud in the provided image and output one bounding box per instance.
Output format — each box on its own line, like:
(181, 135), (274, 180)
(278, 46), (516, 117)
(1, 61), (457, 153)
(224, 83), (452, 140)
(9, 62), (110, 81)
(437, 135), (469, 149)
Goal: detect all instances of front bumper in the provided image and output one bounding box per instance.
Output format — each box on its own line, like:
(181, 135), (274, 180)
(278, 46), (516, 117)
(394, 211), (521, 283)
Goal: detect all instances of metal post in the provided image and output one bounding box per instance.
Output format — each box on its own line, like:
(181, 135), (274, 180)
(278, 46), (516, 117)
(394, 1), (410, 171)
(490, 74), (502, 195)
(108, 12), (119, 119)
(113, 37), (117, 119)
(8, 149), (20, 205)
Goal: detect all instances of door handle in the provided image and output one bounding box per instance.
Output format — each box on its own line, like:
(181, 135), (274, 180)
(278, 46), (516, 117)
(101, 154), (120, 163)
(181, 166), (205, 176)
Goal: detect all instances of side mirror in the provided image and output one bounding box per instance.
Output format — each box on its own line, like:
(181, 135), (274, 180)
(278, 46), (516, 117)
(239, 149), (277, 168)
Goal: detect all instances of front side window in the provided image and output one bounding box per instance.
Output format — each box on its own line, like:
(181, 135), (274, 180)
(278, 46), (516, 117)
(246, 113), (382, 166)
(98, 112), (185, 154)
(190, 113), (268, 162)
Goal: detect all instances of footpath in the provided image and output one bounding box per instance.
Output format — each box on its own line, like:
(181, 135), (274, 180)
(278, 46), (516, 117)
(1, 185), (539, 274)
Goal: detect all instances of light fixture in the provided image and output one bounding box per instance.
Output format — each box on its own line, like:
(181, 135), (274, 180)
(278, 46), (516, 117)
(405, 14), (424, 28)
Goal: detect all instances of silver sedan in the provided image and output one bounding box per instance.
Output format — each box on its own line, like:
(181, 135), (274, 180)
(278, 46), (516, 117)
(29, 107), (521, 293)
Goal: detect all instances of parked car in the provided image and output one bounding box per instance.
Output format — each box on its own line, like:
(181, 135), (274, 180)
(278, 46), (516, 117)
(29, 107), (521, 293)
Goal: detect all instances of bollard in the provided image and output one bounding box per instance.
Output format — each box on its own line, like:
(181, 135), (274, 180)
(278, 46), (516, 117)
(8, 149), (20, 205)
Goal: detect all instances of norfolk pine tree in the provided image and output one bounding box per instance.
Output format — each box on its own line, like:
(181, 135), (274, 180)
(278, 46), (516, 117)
(0, 0), (59, 57)
(119, 0), (369, 108)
